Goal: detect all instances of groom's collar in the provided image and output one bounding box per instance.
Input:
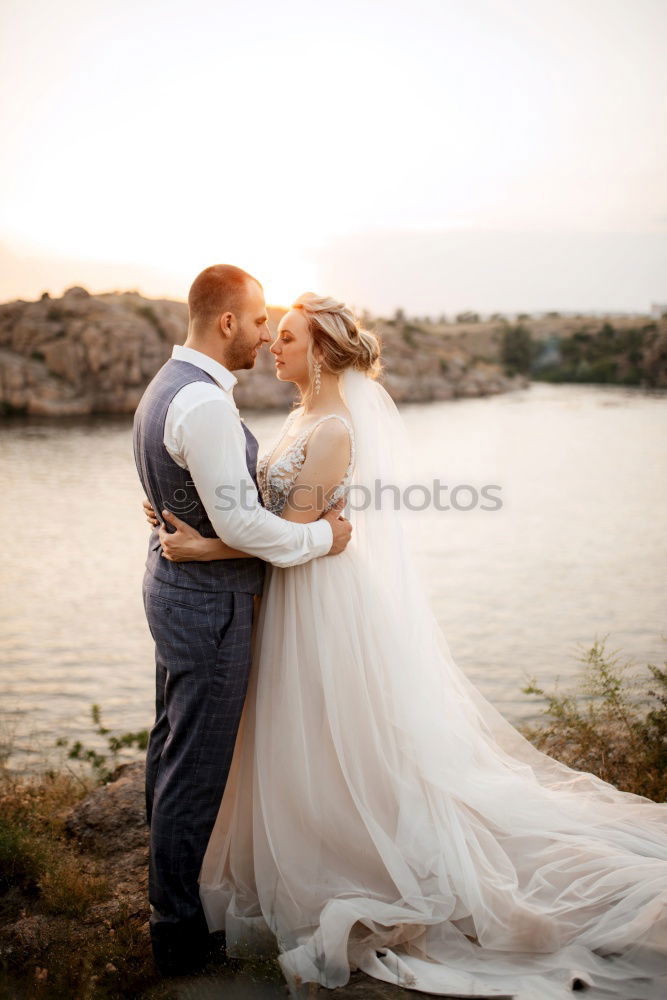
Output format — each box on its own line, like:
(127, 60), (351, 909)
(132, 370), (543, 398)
(171, 345), (238, 392)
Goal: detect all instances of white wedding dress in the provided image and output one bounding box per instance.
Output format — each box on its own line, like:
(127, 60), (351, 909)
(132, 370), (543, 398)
(200, 370), (667, 1000)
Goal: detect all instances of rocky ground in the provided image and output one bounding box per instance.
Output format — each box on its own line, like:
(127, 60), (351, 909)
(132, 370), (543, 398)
(0, 287), (527, 417)
(1, 762), (449, 1000)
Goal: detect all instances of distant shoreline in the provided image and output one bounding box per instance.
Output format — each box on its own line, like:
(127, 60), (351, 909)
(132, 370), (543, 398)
(2, 286), (665, 419)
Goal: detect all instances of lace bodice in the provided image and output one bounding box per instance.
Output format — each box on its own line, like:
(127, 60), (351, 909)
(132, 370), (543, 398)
(257, 410), (356, 517)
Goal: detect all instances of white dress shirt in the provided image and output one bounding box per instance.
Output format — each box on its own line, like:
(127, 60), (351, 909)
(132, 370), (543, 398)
(163, 345), (333, 568)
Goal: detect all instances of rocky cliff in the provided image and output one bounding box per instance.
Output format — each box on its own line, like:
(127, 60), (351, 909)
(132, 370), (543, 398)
(0, 287), (527, 417)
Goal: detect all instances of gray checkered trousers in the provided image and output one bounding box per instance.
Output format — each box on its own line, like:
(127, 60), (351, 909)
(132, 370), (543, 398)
(133, 359), (266, 925)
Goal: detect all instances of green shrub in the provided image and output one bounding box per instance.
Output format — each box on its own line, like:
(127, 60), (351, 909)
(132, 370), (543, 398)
(501, 324), (534, 374)
(56, 703), (148, 783)
(521, 637), (667, 802)
(586, 358), (618, 382)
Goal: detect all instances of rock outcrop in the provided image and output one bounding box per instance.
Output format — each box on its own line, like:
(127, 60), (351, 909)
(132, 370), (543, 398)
(0, 288), (527, 417)
(65, 760), (148, 857)
(0, 289), (188, 417)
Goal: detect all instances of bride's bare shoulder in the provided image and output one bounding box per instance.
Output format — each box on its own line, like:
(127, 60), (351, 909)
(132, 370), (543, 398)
(305, 415), (353, 469)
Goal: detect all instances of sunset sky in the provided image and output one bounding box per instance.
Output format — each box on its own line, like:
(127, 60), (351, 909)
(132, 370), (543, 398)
(1, 0), (665, 314)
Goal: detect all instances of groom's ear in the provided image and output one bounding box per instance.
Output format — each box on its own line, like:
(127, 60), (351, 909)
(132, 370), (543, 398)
(218, 311), (236, 339)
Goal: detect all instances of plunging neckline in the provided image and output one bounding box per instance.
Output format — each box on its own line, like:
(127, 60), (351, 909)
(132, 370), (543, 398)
(257, 409), (356, 517)
(264, 407), (353, 477)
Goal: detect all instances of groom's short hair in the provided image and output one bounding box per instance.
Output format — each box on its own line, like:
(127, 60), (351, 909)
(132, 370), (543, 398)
(188, 265), (262, 328)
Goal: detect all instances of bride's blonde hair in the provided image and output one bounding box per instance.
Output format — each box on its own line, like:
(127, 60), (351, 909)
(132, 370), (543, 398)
(292, 292), (381, 407)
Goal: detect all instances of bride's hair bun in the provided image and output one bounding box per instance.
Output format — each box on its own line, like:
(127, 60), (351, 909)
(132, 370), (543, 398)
(292, 292), (382, 380)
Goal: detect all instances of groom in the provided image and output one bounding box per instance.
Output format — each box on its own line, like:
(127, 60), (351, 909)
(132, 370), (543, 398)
(133, 264), (352, 977)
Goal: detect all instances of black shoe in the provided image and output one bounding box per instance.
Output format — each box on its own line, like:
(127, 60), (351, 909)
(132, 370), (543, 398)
(152, 945), (208, 978)
(149, 911), (211, 978)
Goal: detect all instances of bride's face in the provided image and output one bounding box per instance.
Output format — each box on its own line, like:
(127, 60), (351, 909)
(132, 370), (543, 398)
(271, 308), (312, 384)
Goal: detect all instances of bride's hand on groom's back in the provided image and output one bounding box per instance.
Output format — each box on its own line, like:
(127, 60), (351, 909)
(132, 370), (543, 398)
(158, 510), (207, 562)
(142, 499), (207, 562)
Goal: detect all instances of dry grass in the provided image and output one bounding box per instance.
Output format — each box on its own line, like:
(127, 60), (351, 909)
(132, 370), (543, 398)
(0, 763), (283, 998)
(0, 767), (156, 998)
(0, 769), (100, 902)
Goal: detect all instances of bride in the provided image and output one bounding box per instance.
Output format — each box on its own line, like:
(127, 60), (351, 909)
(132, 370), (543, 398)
(142, 293), (667, 999)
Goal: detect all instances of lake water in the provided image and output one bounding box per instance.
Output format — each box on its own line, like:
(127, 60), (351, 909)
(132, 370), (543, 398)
(1, 381), (666, 772)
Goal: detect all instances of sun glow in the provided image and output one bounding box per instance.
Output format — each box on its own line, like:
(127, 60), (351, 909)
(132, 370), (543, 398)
(1, 0), (665, 312)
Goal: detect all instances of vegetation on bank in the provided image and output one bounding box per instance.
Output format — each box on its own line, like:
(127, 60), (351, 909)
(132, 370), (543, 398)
(379, 308), (667, 388)
(55, 703), (149, 784)
(0, 710), (155, 999)
(498, 318), (667, 386)
(1, 639), (665, 997)
(0, 711), (279, 999)
(0, 745), (278, 999)
(0, 767), (151, 998)
(520, 636), (667, 802)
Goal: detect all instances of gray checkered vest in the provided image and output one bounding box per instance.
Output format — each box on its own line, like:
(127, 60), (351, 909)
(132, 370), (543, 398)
(133, 358), (266, 594)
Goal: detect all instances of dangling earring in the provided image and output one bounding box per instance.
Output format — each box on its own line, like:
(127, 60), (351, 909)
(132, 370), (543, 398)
(314, 359), (322, 395)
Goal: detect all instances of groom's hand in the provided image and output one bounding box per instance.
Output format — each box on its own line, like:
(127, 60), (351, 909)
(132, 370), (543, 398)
(322, 503), (352, 556)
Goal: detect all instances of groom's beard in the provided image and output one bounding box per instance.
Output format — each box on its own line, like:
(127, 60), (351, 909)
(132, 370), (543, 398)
(227, 337), (259, 371)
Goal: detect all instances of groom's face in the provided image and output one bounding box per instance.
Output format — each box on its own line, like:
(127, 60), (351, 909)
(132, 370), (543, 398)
(226, 281), (271, 370)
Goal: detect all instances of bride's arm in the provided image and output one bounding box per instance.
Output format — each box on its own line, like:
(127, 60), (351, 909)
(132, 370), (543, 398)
(141, 499), (252, 562)
(280, 421), (352, 524)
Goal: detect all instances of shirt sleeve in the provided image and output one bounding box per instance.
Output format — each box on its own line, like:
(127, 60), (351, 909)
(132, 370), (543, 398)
(171, 395), (334, 568)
